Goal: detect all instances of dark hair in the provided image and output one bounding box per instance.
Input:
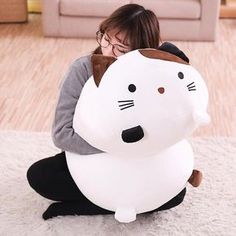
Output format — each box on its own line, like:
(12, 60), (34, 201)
(93, 4), (161, 54)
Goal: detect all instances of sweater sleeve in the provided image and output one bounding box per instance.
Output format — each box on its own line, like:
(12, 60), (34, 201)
(52, 56), (103, 155)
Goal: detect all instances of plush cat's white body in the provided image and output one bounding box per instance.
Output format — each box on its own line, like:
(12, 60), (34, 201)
(66, 140), (193, 222)
(65, 49), (209, 223)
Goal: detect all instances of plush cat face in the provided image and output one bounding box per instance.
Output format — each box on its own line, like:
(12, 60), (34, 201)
(73, 49), (210, 157)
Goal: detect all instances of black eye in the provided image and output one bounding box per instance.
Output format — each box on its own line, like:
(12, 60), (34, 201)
(178, 72), (184, 79)
(128, 84), (136, 92)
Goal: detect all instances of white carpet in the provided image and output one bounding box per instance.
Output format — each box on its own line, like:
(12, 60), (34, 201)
(0, 131), (235, 236)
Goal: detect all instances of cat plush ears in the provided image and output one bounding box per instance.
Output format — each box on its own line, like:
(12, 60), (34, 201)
(140, 42), (189, 65)
(91, 42), (189, 87)
(91, 55), (117, 87)
(158, 42), (189, 63)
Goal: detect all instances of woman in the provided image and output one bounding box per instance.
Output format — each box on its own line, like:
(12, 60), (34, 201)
(27, 4), (187, 220)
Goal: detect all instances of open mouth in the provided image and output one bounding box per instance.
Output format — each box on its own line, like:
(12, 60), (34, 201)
(121, 125), (144, 143)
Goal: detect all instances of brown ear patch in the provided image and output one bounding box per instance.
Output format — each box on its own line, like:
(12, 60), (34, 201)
(91, 54), (117, 87)
(139, 49), (189, 65)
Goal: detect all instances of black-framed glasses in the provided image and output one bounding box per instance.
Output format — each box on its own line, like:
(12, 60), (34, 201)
(96, 31), (105, 45)
(96, 30), (129, 57)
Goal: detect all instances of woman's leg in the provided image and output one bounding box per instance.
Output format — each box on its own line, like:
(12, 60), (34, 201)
(157, 188), (186, 211)
(42, 200), (114, 220)
(42, 188), (186, 220)
(27, 152), (113, 219)
(27, 152), (84, 201)
(27, 152), (186, 219)
(146, 188), (187, 215)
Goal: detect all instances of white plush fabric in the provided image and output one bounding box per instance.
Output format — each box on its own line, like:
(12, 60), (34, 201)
(67, 50), (210, 222)
(0, 131), (235, 235)
(73, 50), (210, 155)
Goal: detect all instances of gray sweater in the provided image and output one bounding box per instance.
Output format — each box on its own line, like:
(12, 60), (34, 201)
(52, 55), (103, 155)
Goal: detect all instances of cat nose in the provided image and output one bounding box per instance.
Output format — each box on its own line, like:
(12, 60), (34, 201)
(121, 125), (144, 143)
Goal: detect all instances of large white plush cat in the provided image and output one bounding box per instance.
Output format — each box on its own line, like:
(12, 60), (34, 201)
(66, 48), (210, 223)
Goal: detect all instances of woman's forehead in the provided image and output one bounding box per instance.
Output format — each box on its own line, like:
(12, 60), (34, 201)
(106, 30), (130, 47)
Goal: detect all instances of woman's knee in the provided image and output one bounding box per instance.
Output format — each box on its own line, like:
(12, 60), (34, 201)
(27, 155), (60, 196)
(26, 152), (73, 201)
(27, 159), (46, 194)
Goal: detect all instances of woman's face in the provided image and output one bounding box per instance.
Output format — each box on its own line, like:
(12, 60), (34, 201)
(100, 30), (130, 57)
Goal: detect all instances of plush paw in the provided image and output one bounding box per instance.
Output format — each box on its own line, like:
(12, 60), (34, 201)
(115, 207), (136, 223)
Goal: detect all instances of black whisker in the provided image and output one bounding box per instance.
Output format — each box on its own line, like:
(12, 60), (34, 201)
(187, 82), (195, 87)
(119, 102), (134, 107)
(120, 104), (134, 110)
(187, 81), (196, 91)
(118, 100), (134, 103)
(188, 86), (196, 89)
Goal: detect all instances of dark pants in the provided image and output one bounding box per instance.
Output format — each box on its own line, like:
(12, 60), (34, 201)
(27, 152), (186, 220)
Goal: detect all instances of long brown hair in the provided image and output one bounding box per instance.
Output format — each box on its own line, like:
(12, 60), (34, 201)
(93, 4), (161, 54)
